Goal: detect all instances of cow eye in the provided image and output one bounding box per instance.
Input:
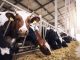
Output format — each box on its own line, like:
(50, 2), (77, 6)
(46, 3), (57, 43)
(16, 15), (23, 22)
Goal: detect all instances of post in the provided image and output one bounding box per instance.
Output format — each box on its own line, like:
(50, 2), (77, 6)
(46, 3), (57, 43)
(64, 0), (68, 34)
(68, 0), (71, 36)
(76, 0), (80, 41)
(55, 0), (58, 31)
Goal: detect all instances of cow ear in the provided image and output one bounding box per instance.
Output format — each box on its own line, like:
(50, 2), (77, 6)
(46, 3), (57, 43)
(30, 16), (40, 23)
(6, 13), (15, 21)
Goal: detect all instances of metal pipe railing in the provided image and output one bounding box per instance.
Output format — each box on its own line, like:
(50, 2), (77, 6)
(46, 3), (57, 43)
(2, 0), (27, 12)
(0, 1), (5, 10)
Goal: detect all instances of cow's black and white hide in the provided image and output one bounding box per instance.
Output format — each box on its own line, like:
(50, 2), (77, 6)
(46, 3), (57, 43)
(60, 32), (72, 43)
(45, 29), (62, 50)
(61, 40), (68, 47)
(45, 28), (68, 49)
(0, 11), (18, 60)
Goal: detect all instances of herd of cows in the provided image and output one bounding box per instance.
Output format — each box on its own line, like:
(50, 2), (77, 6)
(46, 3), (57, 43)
(0, 10), (75, 60)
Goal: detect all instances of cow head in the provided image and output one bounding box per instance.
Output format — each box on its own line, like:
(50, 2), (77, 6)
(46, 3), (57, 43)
(12, 11), (40, 37)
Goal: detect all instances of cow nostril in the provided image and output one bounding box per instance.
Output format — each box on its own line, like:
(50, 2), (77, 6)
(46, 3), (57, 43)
(26, 30), (27, 32)
(19, 29), (22, 32)
(25, 31), (27, 33)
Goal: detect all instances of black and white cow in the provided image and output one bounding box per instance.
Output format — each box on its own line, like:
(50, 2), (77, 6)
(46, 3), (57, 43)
(0, 11), (18, 60)
(60, 32), (72, 43)
(45, 28), (62, 49)
(45, 28), (68, 50)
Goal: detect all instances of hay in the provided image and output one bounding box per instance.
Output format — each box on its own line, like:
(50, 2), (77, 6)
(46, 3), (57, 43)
(16, 41), (80, 60)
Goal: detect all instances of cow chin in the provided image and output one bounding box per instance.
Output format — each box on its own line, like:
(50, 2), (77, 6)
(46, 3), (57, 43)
(18, 32), (28, 37)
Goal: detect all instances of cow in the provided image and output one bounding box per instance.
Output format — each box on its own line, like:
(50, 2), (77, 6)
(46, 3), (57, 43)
(15, 11), (51, 55)
(0, 11), (18, 60)
(60, 32), (72, 43)
(45, 28), (68, 50)
(45, 29), (62, 50)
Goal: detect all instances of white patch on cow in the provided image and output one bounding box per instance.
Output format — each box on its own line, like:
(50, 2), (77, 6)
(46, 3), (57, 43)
(16, 11), (31, 31)
(0, 12), (8, 26)
(45, 42), (51, 52)
(0, 47), (10, 55)
(19, 19), (28, 32)
(11, 38), (16, 43)
(30, 23), (39, 31)
(46, 27), (50, 30)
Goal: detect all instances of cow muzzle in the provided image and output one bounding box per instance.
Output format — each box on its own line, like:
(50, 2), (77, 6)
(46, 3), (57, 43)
(18, 29), (28, 37)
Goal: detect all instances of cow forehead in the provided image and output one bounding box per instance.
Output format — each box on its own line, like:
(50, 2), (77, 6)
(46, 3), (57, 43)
(16, 11), (32, 22)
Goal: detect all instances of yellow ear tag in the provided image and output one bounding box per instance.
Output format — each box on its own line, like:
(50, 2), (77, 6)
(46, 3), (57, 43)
(33, 20), (37, 24)
(37, 45), (40, 48)
(10, 17), (14, 21)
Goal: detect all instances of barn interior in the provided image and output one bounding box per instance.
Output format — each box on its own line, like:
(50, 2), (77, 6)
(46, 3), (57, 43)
(0, 0), (80, 60)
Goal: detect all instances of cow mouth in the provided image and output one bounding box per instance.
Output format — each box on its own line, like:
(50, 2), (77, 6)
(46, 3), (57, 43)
(18, 32), (28, 37)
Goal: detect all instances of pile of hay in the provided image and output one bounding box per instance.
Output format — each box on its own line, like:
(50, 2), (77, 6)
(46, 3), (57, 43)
(16, 41), (80, 60)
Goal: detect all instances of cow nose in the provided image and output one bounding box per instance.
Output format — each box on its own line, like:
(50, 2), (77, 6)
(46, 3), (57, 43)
(19, 29), (27, 33)
(19, 27), (28, 34)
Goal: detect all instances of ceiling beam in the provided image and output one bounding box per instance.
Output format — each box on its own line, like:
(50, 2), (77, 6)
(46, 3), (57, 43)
(18, 2), (33, 12)
(42, 5), (65, 18)
(43, 11), (55, 18)
(34, 0), (54, 21)
(34, 0), (54, 11)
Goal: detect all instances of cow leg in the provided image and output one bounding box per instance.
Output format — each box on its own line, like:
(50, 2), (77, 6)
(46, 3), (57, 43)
(2, 54), (13, 60)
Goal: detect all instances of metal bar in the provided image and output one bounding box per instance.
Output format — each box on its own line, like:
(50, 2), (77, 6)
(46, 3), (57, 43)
(68, 0), (71, 36)
(55, 0), (58, 30)
(0, 1), (5, 9)
(19, 45), (35, 49)
(3, 21), (12, 37)
(22, 35), (27, 46)
(15, 48), (39, 55)
(2, 0), (27, 12)
(64, 0), (68, 33)
(71, 1), (76, 38)
(73, 0), (76, 38)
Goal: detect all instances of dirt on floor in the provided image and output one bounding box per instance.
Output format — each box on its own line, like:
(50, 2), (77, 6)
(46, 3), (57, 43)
(15, 41), (80, 60)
